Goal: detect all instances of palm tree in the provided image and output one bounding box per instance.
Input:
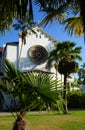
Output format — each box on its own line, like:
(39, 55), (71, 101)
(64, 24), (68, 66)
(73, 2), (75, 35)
(37, 0), (85, 38)
(1, 59), (62, 129)
(46, 41), (82, 114)
(1, 0), (85, 37)
(4, 59), (61, 108)
(1, 0), (64, 33)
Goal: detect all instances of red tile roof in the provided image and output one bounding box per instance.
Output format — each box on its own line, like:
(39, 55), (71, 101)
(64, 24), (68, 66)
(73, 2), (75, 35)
(0, 47), (3, 54)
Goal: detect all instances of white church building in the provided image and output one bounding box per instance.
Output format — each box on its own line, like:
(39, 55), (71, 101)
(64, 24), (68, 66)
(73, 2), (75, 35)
(0, 27), (57, 74)
(0, 27), (74, 111)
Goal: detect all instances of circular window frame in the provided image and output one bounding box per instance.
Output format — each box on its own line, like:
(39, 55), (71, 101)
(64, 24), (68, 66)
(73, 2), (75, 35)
(28, 45), (48, 65)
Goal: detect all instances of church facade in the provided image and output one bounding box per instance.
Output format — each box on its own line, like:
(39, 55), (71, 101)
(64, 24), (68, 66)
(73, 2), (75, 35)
(0, 27), (74, 111)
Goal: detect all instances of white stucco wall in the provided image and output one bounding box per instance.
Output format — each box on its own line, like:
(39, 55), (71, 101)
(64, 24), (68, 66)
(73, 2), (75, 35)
(5, 44), (18, 68)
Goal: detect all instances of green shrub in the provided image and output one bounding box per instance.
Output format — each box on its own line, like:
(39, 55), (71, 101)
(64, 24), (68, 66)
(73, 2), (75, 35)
(67, 90), (85, 109)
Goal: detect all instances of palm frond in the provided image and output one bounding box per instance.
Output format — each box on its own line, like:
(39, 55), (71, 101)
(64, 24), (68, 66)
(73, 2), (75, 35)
(62, 16), (83, 36)
(22, 72), (62, 102)
(4, 59), (19, 79)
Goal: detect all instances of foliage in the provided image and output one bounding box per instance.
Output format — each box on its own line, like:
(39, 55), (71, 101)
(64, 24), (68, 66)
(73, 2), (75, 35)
(58, 58), (78, 75)
(67, 90), (85, 109)
(1, 0), (85, 37)
(37, 0), (85, 37)
(62, 16), (83, 36)
(46, 41), (82, 70)
(0, 90), (4, 110)
(0, 79), (11, 110)
(46, 41), (82, 114)
(37, 0), (73, 26)
(0, 0), (33, 33)
(78, 63), (85, 84)
(2, 59), (63, 112)
(0, 59), (64, 129)
(51, 98), (64, 114)
(71, 78), (81, 90)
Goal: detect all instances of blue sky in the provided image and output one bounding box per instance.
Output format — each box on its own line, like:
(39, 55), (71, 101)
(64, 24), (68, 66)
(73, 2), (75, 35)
(0, 5), (85, 68)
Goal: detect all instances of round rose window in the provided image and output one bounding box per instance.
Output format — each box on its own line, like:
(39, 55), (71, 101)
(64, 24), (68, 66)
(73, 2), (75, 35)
(28, 45), (48, 64)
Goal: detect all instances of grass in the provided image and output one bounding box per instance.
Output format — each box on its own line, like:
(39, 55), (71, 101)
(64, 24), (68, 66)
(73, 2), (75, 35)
(0, 110), (85, 130)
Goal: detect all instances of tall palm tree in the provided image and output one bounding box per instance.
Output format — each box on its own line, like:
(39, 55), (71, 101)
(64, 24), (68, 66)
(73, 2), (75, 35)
(36, 0), (85, 38)
(1, 0), (85, 37)
(46, 41), (82, 114)
(1, 0), (64, 33)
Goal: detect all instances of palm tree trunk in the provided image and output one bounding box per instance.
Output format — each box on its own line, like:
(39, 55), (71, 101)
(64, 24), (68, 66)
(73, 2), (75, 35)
(12, 110), (26, 130)
(63, 74), (68, 114)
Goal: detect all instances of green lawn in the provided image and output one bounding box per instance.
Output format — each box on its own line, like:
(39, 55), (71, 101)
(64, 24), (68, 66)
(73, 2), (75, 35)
(0, 110), (85, 130)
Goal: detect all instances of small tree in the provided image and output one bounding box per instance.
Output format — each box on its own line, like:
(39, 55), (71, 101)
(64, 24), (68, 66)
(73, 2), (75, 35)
(1, 59), (62, 130)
